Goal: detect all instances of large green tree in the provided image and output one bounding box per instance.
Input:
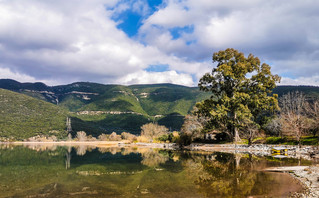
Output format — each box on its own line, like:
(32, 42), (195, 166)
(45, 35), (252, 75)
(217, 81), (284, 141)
(196, 48), (280, 142)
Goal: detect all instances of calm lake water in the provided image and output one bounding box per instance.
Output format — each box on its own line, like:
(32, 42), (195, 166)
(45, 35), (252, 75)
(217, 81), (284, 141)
(0, 144), (312, 198)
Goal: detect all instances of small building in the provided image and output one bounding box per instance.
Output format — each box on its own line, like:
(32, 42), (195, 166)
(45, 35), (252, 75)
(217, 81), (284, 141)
(272, 146), (288, 154)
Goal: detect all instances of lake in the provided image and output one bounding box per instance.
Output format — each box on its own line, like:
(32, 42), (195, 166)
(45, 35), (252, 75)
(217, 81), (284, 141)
(0, 144), (311, 197)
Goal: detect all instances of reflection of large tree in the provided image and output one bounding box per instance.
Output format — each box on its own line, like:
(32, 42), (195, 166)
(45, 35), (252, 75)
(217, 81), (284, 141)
(183, 152), (257, 198)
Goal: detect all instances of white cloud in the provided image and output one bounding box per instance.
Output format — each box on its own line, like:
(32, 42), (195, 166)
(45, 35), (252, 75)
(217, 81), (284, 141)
(0, 66), (73, 85)
(280, 76), (319, 86)
(116, 70), (194, 86)
(0, 67), (36, 82)
(144, 2), (191, 28)
(0, 0), (318, 86)
(0, 0), (208, 86)
(132, 0), (151, 16)
(139, 0), (319, 85)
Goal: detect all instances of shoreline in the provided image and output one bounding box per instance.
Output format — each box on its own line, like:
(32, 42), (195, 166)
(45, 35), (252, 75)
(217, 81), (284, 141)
(0, 141), (177, 149)
(289, 165), (319, 198)
(2, 140), (127, 145)
(2, 141), (319, 158)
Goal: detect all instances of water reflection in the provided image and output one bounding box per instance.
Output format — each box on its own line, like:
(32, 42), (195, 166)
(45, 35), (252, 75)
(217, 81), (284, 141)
(0, 144), (312, 197)
(141, 149), (169, 167)
(65, 147), (71, 170)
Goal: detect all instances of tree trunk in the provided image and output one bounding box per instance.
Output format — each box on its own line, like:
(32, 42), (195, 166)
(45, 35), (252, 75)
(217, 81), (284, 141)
(233, 112), (241, 144)
(248, 137), (252, 146)
(297, 129), (301, 148)
(234, 127), (241, 143)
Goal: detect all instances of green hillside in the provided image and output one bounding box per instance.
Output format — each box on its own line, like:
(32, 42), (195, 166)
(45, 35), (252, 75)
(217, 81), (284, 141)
(3, 79), (319, 137)
(0, 80), (211, 133)
(71, 114), (150, 135)
(0, 89), (68, 140)
(273, 86), (319, 100)
(0, 80), (209, 116)
(130, 84), (208, 116)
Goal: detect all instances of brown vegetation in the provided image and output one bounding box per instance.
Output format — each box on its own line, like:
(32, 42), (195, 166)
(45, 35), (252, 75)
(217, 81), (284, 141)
(280, 91), (314, 146)
(140, 123), (169, 140)
(76, 131), (87, 141)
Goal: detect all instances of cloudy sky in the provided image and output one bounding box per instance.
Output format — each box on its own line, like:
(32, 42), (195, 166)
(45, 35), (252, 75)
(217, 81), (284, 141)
(0, 0), (318, 86)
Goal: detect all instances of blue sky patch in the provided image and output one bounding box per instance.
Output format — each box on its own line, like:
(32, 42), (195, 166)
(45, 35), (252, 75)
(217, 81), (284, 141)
(115, 12), (142, 37)
(145, 64), (169, 72)
(110, 0), (164, 37)
(280, 72), (295, 79)
(169, 25), (194, 40)
(148, 0), (163, 10)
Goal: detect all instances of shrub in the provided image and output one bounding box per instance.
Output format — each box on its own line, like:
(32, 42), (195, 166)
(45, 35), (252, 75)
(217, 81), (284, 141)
(87, 135), (97, 141)
(265, 136), (286, 144)
(76, 131), (87, 141)
(177, 133), (192, 146)
(121, 132), (137, 142)
(137, 135), (149, 143)
(141, 123), (169, 140)
(157, 134), (170, 142)
(108, 132), (121, 141)
(98, 133), (109, 141)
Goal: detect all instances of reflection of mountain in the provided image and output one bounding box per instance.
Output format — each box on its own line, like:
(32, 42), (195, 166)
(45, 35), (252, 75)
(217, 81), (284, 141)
(0, 145), (306, 197)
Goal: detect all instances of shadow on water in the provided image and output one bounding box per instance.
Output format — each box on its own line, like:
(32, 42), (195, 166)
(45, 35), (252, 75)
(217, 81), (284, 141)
(0, 144), (312, 197)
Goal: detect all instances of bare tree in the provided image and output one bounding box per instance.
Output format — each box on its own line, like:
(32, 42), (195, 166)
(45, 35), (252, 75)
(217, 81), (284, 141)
(280, 91), (312, 146)
(121, 132), (137, 142)
(305, 100), (319, 136)
(239, 121), (260, 146)
(76, 131), (87, 141)
(140, 123), (169, 140)
(108, 132), (121, 141)
(98, 133), (108, 141)
(264, 117), (282, 137)
(180, 114), (206, 142)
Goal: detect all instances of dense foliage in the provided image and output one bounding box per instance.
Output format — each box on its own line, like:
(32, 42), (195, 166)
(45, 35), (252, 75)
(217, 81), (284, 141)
(196, 48), (280, 142)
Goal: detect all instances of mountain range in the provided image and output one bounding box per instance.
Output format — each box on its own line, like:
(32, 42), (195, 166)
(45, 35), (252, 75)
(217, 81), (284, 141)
(1, 78), (319, 140)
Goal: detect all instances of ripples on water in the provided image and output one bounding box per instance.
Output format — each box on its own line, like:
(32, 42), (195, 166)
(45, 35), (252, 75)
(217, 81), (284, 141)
(0, 144), (311, 197)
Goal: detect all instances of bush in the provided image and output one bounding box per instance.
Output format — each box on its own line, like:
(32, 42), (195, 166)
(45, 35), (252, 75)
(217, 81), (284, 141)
(87, 135), (97, 141)
(177, 133), (192, 146)
(171, 131), (180, 142)
(108, 132), (121, 141)
(265, 136), (287, 144)
(98, 133), (109, 141)
(157, 134), (170, 142)
(141, 123), (169, 139)
(121, 132), (137, 142)
(26, 135), (58, 142)
(301, 136), (318, 145)
(76, 131), (87, 141)
(136, 135), (149, 143)
(156, 132), (180, 143)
